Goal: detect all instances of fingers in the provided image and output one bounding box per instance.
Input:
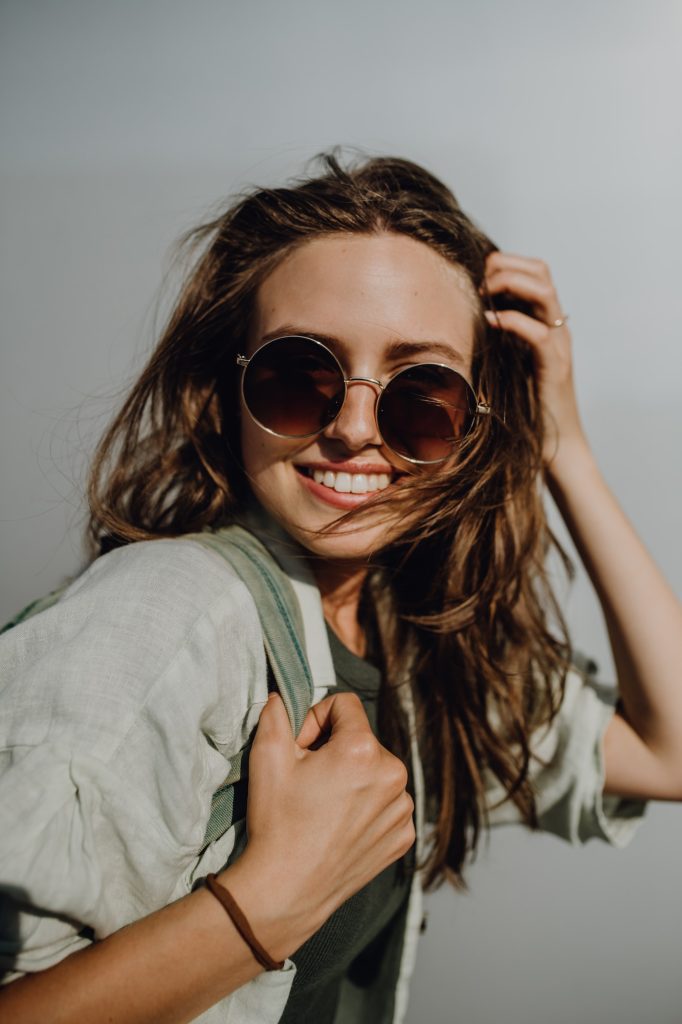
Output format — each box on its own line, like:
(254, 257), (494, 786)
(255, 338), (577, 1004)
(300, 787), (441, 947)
(295, 692), (371, 749)
(483, 251), (565, 327)
(482, 251), (580, 461)
(252, 692), (293, 743)
(484, 307), (550, 353)
(485, 269), (554, 310)
(365, 788), (415, 843)
(295, 699), (332, 749)
(486, 251), (549, 275)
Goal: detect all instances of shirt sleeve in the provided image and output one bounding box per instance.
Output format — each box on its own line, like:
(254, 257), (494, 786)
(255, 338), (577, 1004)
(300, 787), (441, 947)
(0, 539), (268, 984)
(484, 660), (648, 846)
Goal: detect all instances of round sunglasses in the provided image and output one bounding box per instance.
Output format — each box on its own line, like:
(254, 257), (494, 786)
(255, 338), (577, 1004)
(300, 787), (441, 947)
(236, 335), (491, 465)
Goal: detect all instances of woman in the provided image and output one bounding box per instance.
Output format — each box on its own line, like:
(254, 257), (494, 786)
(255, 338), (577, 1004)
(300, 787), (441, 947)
(1, 152), (680, 1023)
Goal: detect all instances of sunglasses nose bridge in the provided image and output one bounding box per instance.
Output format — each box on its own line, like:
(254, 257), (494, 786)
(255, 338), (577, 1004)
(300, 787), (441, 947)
(323, 375), (384, 449)
(342, 376), (384, 432)
(341, 377), (384, 420)
(344, 375), (384, 391)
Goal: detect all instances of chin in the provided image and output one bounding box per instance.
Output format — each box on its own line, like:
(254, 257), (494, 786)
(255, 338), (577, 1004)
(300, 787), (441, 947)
(292, 525), (390, 564)
(254, 496), (394, 565)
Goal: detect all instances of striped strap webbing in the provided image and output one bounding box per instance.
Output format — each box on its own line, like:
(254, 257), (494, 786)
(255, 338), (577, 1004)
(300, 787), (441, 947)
(189, 525), (315, 849)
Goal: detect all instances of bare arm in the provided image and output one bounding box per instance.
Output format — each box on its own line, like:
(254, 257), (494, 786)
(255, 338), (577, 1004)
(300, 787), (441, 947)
(546, 443), (682, 800)
(0, 692), (415, 1022)
(0, 863), (291, 1024)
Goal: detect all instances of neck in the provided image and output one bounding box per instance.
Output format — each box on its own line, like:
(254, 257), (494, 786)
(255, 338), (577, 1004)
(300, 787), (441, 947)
(310, 558), (370, 658)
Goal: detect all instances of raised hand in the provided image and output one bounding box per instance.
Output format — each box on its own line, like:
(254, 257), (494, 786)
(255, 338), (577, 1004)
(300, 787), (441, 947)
(483, 250), (588, 470)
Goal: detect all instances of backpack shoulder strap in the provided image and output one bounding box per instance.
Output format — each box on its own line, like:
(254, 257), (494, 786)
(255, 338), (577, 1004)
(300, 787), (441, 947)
(2, 527), (316, 726)
(192, 524), (314, 736)
(0, 585), (70, 635)
(188, 524), (316, 851)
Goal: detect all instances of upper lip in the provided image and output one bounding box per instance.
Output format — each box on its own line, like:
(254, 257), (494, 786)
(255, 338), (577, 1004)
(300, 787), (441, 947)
(295, 460), (399, 475)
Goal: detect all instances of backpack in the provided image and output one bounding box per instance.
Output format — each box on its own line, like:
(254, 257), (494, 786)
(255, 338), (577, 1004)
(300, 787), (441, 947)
(1, 524), (316, 853)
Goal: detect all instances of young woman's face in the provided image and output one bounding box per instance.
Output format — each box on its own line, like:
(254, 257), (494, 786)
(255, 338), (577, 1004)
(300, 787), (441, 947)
(240, 231), (479, 562)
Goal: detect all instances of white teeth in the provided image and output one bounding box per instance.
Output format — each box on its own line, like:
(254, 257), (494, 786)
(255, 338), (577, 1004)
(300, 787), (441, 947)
(306, 468), (392, 494)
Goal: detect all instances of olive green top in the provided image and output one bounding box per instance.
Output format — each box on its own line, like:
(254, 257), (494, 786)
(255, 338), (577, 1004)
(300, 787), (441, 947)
(279, 624), (415, 1024)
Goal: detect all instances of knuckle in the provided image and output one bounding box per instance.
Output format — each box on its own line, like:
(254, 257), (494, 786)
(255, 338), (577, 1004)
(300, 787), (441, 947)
(399, 820), (416, 853)
(338, 691), (364, 710)
(389, 759), (409, 792)
(348, 733), (378, 764)
(397, 794), (415, 826)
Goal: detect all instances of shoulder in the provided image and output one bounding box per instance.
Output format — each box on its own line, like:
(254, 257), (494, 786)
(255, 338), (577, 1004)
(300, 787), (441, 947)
(66, 535), (248, 610)
(0, 537), (267, 758)
(12, 535), (259, 652)
(0, 538), (270, 951)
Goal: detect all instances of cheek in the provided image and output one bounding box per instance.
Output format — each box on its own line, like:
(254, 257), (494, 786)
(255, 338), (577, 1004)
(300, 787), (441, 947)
(240, 415), (269, 478)
(239, 411), (296, 480)
(239, 412), (259, 473)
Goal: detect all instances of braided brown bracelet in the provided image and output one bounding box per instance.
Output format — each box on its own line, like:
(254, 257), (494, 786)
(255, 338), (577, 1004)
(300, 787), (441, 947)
(205, 873), (285, 972)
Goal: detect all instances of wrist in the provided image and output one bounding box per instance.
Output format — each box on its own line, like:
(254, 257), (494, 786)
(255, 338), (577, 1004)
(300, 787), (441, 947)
(216, 856), (320, 965)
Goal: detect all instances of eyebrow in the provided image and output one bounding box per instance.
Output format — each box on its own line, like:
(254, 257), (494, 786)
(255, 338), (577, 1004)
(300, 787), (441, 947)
(258, 327), (468, 368)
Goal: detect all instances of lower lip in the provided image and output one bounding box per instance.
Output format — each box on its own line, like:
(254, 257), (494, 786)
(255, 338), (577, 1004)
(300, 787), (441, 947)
(295, 470), (392, 509)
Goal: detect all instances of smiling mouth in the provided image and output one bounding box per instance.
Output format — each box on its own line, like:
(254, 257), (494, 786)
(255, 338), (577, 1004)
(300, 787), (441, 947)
(296, 466), (395, 495)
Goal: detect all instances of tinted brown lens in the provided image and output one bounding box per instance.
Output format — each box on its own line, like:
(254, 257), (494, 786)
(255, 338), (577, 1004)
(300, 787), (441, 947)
(243, 337), (344, 437)
(378, 364), (474, 462)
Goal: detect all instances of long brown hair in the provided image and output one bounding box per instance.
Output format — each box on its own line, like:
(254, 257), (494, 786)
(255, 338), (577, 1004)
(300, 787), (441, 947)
(88, 150), (572, 891)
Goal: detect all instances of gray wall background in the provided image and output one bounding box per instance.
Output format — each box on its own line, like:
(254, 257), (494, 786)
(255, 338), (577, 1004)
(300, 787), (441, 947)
(1, 2), (681, 1021)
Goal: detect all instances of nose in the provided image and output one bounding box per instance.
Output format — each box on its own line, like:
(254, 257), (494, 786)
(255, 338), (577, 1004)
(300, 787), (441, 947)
(323, 380), (384, 452)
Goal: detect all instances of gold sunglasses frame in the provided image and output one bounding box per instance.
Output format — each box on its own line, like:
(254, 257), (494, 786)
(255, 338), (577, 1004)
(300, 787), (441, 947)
(236, 334), (491, 465)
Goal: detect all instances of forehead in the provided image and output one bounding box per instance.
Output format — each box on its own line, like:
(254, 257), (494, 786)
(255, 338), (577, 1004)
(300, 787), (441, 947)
(249, 232), (478, 368)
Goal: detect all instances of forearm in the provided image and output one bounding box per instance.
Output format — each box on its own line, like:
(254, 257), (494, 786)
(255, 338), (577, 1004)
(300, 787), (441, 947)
(546, 439), (682, 765)
(0, 859), (303, 1024)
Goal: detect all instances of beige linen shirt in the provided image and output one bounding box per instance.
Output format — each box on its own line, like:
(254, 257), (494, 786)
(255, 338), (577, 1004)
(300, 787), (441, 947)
(0, 531), (647, 1022)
